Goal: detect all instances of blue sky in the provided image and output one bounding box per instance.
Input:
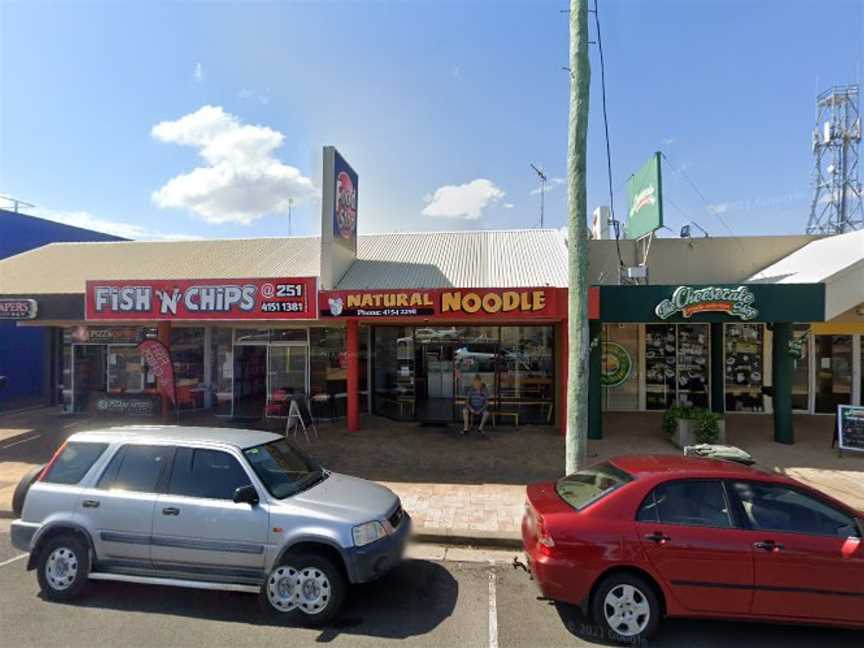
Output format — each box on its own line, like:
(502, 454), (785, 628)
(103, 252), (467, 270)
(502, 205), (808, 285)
(1, 0), (863, 241)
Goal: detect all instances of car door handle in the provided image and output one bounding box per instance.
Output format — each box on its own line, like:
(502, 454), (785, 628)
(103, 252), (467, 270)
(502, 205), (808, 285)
(644, 531), (672, 544)
(753, 540), (784, 552)
(161, 507), (180, 516)
(82, 499), (100, 509)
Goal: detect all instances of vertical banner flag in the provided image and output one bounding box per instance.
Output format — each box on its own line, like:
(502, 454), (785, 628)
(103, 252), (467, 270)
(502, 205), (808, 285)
(138, 340), (176, 408)
(626, 152), (663, 239)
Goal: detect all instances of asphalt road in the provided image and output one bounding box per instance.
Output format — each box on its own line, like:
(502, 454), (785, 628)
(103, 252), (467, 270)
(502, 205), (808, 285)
(1, 531), (861, 648)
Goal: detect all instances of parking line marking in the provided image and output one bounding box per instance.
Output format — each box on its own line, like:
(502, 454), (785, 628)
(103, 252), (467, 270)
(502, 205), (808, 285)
(0, 433), (42, 450)
(0, 554), (27, 568)
(488, 570), (498, 648)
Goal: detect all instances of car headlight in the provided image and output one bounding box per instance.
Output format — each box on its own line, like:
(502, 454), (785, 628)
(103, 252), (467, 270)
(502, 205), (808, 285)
(352, 521), (387, 547)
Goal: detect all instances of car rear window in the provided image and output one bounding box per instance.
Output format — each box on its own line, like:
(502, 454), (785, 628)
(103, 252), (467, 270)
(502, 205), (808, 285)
(42, 442), (109, 485)
(556, 462), (633, 511)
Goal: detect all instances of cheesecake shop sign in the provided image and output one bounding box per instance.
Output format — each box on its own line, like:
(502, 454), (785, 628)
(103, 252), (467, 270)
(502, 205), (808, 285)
(320, 288), (557, 320)
(656, 285), (758, 321)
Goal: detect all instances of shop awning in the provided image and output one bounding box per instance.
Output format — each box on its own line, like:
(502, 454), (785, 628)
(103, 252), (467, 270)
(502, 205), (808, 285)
(747, 229), (864, 321)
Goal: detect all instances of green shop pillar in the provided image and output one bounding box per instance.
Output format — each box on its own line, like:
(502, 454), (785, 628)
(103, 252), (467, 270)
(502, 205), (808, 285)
(710, 323), (725, 415)
(588, 320), (603, 440)
(771, 322), (794, 444)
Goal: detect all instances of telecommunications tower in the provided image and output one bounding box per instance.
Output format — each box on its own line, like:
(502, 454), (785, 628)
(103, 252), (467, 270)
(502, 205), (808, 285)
(807, 85), (864, 234)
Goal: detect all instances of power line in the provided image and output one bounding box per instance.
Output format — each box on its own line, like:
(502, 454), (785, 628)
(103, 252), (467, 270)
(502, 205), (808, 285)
(591, 0), (627, 282)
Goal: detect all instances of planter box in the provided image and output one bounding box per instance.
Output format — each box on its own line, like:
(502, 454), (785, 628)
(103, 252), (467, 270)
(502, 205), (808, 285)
(671, 418), (726, 449)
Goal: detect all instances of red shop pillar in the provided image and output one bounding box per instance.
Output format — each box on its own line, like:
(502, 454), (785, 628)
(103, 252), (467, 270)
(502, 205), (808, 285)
(346, 320), (360, 432)
(157, 321), (172, 420)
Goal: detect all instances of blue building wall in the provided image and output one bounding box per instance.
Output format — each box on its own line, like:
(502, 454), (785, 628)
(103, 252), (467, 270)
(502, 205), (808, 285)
(0, 208), (124, 410)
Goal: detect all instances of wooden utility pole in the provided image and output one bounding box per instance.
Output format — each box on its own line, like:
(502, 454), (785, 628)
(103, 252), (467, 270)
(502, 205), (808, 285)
(566, 0), (591, 474)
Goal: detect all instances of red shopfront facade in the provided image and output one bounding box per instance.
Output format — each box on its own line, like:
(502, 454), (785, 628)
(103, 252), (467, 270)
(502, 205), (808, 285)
(55, 278), (597, 432)
(318, 286), (599, 432)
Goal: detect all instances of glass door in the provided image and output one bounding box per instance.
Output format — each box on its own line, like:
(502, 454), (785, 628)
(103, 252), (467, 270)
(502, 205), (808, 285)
(233, 344), (267, 419)
(814, 335), (853, 413)
(268, 344), (308, 403)
(72, 345), (106, 412)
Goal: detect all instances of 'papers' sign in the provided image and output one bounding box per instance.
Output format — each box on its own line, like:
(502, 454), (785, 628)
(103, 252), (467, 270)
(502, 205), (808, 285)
(0, 299), (37, 320)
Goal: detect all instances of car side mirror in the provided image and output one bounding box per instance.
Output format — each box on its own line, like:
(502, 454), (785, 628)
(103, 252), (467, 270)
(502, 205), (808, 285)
(856, 517), (864, 539)
(233, 484), (259, 506)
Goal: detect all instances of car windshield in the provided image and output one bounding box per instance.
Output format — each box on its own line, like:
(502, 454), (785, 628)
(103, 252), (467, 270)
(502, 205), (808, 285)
(242, 439), (324, 499)
(556, 462), (633, 511)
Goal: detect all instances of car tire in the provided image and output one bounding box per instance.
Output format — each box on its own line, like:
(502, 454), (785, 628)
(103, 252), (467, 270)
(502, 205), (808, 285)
(36, 534), (91, 601)
(591, 573), (661, 644)
(12, 464), (44, 518)
(260, 554), (346, 627)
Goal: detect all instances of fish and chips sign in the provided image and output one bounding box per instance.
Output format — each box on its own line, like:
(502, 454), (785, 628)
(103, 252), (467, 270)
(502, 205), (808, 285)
(320, 288), (557, 320)
(86, 278), (317, 321)
(655, 285), (758, 321)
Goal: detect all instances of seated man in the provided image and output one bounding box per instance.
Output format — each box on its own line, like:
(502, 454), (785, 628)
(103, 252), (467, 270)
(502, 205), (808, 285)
(462, 374), (490, 439)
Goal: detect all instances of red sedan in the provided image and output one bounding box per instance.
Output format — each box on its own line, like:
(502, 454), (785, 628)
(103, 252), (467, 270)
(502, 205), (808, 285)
(522, 455), (864, 643)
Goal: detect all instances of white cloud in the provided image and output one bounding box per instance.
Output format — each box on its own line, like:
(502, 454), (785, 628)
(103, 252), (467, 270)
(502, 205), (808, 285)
(502, 202), (514, 209)
(529, 177), (564, 195)
(238, 88), (270, 105)
(151, 105), (317, 225)
(421, 179), (505, 220)
(32, 207), (203, 241)
(193, 62), (204, 83)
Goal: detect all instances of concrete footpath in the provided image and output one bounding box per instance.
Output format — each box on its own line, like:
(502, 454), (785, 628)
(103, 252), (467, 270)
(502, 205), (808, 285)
(3, 408), (864, 549)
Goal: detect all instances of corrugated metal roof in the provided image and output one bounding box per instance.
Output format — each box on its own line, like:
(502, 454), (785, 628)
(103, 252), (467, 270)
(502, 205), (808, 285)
(346, 229), (568, 288)
(0, 229), (568, 294)
(0, 237), (321, 294)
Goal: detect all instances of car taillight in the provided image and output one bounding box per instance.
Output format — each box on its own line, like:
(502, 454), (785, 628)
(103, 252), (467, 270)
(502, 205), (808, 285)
(536, 513), (556, 552)
(38, 441), (67, 481)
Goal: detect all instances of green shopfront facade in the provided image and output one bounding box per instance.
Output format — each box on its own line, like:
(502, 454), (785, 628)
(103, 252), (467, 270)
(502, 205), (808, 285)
(590, 283), (827, 444)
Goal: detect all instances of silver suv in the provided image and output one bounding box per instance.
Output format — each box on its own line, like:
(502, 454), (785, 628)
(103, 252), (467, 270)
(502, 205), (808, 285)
(11, 426), (410, 626)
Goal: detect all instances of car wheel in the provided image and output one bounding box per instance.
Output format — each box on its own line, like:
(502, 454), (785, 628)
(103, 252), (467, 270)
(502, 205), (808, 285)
(260, 554), (346, 627)
(12, 464), (44, 518)
(36, 534), (91, 601)
(591, 573), (660, 644)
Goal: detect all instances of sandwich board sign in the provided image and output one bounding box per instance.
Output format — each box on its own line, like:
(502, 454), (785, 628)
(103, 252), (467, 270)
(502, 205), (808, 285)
(837, 405), (864, 456)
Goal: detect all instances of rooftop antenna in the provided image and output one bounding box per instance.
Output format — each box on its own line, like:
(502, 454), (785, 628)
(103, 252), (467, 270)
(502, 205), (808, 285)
(288, 197), (294, 236)
(529, 163), (548, 228)
(807, 84), (864, 234)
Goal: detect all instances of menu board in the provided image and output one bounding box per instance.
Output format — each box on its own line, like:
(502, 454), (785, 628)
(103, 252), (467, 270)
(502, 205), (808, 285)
(838, 405), (864, 454)
(676, 324), (709, 408)
(645, 324), (676, 409)
(725, 324), (764, 412)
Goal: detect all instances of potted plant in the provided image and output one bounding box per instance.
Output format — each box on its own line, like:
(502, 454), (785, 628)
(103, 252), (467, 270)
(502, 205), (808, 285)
(664, 406), (725, 449)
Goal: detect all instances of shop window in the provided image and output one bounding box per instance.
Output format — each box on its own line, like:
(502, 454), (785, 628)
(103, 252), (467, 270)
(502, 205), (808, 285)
(645, 323), (710, 410)
(601, 324), (639, 411)
(234, 328), (270, 344)
(815, 335), (853, 413)
(791, 324), (810, 411)
(211, 328), (233, 416)
(645, 324), (677, 410)
(107, 346), (147, 393)
(725, 324), (765, 412)
(372, 327), (415, 421)
(171, 328), (205, 410)
(309, 328), (346, 417)
(271, 329), (307, 343)
(498, 326), (554, 425)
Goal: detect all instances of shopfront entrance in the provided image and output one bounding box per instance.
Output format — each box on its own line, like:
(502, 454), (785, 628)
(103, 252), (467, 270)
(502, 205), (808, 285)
(372, 325), (555, 426)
